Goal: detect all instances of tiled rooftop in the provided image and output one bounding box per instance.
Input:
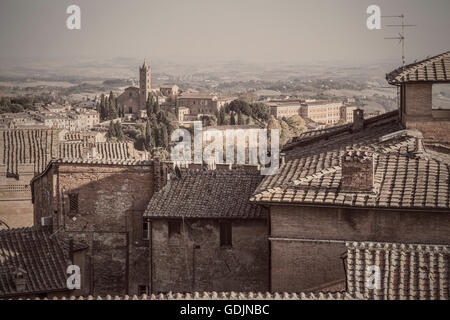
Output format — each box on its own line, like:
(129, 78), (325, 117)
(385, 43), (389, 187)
(13, 291), (355, 300)
(1, 128), (144, 177)
(386, 51), (450, 84)
(56, 158), (153, 166)
(345, 241), (449, 300)
(59, 142), (135, 160)
(0, 227), (74, 298)
(251, 111), (450, 210)
(144, 167), (268, 219)
(0, 129), (59, 175)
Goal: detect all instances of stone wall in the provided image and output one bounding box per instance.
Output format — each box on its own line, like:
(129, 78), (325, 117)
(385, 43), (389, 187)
(269, 205), (450, 292)
(150, 219), (269, 293)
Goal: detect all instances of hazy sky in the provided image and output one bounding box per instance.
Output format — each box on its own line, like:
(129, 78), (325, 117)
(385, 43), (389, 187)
(0, 0), (449, 65)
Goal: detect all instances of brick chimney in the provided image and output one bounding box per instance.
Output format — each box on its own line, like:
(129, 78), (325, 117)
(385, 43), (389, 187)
(352, 109), (364, 132)
(341, 151), (374, 192)
(81, 143), (98, 159)
(13, 267), (27, 292)
(153, 157), (163, 192)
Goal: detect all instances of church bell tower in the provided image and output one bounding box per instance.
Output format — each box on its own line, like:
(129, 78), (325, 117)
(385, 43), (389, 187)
(139, 60), (151, 109)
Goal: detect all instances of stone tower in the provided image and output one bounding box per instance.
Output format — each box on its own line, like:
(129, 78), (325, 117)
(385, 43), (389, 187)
(139, 61), (151, 109)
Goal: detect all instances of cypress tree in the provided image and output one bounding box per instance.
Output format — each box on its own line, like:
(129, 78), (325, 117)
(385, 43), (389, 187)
(100, 94), (106, 121)
(230, 113), (236, 125)
(145, 120), (154, 151)
(153, 96), (160, 114)
(108, 91), (117, 119)
(237, 111), (243, 125)
(160, 124), (168, 149)
(146, 95), (152, 117)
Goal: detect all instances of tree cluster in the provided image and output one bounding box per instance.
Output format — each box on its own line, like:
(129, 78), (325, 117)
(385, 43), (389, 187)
(97, 91), (123, 121)
(267, 114), (307, 145)
(142, 95), (176, 154)
(216, 99), (270, 126)
(106, 120), (125, 141)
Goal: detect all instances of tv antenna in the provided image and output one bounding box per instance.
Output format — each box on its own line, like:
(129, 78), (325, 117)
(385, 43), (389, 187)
(382, 14), (416, 69)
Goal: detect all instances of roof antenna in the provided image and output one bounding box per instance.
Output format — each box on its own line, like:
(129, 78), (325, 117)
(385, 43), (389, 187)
(383, 14), (416, 70)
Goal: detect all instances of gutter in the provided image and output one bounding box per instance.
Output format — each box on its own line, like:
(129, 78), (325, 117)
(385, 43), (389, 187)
(250, 200), (450, 214)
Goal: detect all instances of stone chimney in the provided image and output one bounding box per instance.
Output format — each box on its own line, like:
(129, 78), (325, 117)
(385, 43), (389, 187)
(341, 151), (374, 192)
(352, 109), (364, 132)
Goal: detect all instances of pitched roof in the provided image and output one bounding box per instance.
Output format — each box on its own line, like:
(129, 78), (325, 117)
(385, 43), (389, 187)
(251, 111), (450, 210)
(59, 142), (135, 160)
(0, 129), (59, 175)
(1, 129), (141, 177)
(178, 93), (217, 100)
(0, 227), (74, 297)
(144, 167), (268, 219)
(345, 241), (449, 300)
(386, 51), (450, 84)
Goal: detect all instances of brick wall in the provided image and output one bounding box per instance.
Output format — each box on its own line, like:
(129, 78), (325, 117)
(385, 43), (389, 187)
(150, 219), (269, 293)
(405, 120), (450, 143)
(404, 83), (433, 117)
(33, 162), (157, 296)
(401, 83), (450, 142)
(269, 205), (450, 292)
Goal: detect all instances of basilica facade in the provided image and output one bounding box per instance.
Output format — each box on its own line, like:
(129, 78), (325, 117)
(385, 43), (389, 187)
(117, 61), (151, 115)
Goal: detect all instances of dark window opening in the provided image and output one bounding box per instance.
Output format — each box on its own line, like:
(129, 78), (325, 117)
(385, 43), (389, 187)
(220, 221), (232, 247)
(168, 220), (181, 239)
(143, 218), (150, 240)
(68, 193), (78, 215)
(138, 285), (149, 296)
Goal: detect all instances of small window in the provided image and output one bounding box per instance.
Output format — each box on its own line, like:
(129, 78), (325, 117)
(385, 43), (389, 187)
(168, 220), (181, 239)
(220, 221), (232, 247)
(68, 193), (78, 215)
(143, 218), (150, 240)
(138, 285), (149, 296)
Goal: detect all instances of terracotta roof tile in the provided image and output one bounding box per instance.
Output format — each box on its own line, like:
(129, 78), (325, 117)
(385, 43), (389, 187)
(345, 241), (449, 300)
(13, 291), (356, 300)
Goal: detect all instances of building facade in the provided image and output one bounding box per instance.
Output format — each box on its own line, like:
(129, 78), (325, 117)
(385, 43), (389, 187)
(177, 93), (220, 116)
(144, 165), (269, 293)
(31, 159), (167, 296)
